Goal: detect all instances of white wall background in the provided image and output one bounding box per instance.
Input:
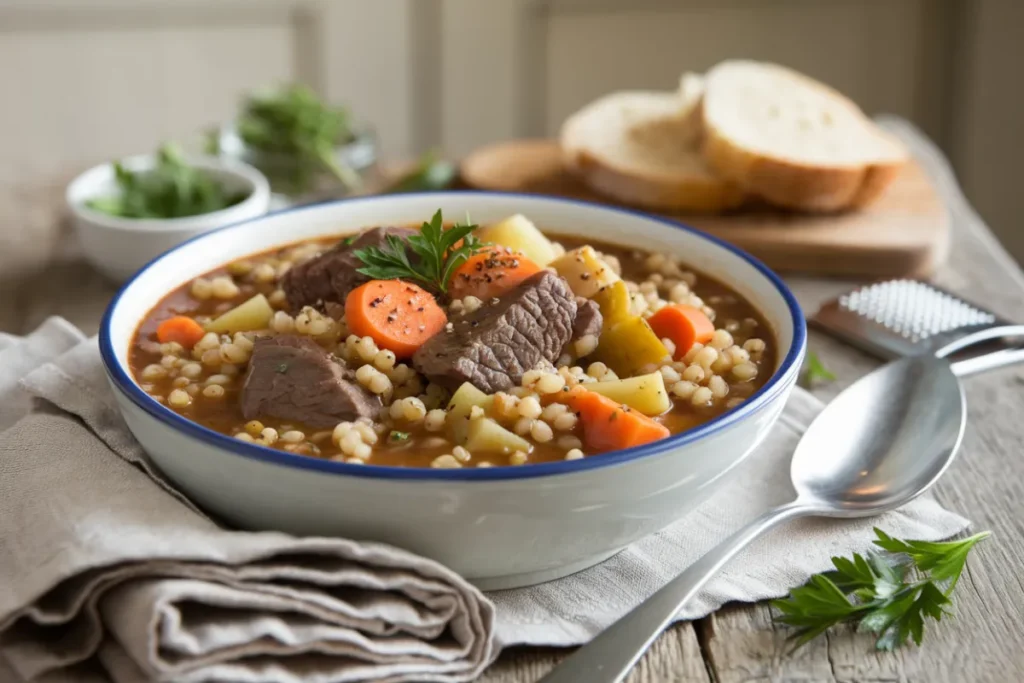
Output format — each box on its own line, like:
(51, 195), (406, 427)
(1, 0), (1021, 260)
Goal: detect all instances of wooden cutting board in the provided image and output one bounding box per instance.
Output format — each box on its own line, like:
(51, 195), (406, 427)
(459, 139), (950, 278)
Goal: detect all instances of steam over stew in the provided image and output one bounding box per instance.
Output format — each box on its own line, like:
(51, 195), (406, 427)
(130, 211), (775, 468)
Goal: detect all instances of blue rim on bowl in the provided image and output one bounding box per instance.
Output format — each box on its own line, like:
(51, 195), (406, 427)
(99, 191), (807, 481)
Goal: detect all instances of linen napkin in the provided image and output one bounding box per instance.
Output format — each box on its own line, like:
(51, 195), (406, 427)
(0, 318), (971, 682)
(0, 319), (497, 683)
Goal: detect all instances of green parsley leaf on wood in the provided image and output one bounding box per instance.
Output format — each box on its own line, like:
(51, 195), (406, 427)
(772, 527), (989, 652)
(801, 351), (836, 387)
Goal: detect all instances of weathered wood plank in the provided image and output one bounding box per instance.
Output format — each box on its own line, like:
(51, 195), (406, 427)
(479, 626), (710, 683)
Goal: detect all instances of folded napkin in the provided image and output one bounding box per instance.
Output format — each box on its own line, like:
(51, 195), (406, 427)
(0, 319), (496, 683)
(0, 318), (971, 682)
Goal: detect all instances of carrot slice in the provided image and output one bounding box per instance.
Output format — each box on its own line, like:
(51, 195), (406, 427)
(345, 280), (448, 359)
(561, 387), (670, 453)
(647, 305), (715, 359)
(448, 246), (542, 301)
(156, 316), (206, 349)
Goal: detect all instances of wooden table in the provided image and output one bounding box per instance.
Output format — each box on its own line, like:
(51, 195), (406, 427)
(3, 122), (1022, 682)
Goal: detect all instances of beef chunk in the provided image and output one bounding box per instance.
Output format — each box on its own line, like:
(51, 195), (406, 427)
(241, 335), (380, 428)
(280, 226), (417, 310)
(413, 270), (577, 392)
(571, 298), (603, 342)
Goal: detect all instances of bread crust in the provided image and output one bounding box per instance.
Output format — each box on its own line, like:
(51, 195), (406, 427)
(559, 91), (745, 213)
(700, 61), (907, 212)
(563, 145), (746, 213)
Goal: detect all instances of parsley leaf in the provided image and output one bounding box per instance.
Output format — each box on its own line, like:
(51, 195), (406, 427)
(353, 209), (483, 295)
(772, 527), (989, 652)
(801, 351), (836, 387)
(872, 528), (990, 593)
(388, 430), (411, 442)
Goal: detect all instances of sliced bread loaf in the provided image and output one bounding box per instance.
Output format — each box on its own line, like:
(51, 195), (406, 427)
(700, 60), (907, 212)
(560, 88), (745, 213)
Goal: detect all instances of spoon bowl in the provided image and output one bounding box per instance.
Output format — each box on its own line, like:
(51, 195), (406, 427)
(541, 324), (1024, 683)
(791, 355), (966, 516)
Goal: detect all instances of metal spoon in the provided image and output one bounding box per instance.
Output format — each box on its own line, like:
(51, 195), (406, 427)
(539, 325), (1024, 683)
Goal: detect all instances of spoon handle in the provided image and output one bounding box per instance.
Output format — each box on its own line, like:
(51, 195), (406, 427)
(537, 501), (813, 683)
(950, 346), (1024, 377)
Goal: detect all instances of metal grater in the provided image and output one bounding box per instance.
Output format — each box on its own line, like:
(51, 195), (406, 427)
(810, 279), (1011, 360)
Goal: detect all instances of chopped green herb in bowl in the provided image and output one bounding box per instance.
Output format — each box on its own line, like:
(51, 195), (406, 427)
(85, 143), (250, 220)
(67, 143), (270, 281)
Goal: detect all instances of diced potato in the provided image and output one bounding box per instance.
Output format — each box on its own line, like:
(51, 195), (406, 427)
(204, 294), (273, 334)
(585, 372), (670, 416)
(550, 246), (620, 298)
(464, 417), (532, 455)
(476, 214), (558, 266)
(591, 280), (631, 330)
(592, 316), (670, 377)
(446, 382), (493, 444)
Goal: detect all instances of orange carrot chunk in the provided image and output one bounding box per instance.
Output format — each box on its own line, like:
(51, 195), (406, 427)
(647, 304), (715, 359)
(346, 280), (448, 359)
(562, 387), (671, 453)
(448, 246), (542, 301)
(156, 316), (206, 349)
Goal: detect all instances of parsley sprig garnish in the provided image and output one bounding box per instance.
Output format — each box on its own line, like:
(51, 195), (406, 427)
(354, 209), (483, 295)
(773, 528), (989, 652)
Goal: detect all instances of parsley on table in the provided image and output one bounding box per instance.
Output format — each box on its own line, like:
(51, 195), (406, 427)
(353, 209), (483, 295)
(387, 150), (457, 193)
(85, 143), (247, 219)
(772, 527), (990, 652)
(801, 351), (836, 387)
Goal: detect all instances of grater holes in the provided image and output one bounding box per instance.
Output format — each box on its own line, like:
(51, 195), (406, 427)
(838, 280), (996, 343)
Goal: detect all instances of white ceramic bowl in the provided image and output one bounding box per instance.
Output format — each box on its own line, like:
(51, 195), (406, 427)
(99, 192), (806, 590)
(67, 154), (271, 282)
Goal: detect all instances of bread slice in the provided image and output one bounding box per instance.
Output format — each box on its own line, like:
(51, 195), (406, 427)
(560, 88), (745, 213)
(700, 60), (908, 212)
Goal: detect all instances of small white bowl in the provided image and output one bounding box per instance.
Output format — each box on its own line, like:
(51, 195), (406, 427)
(100, 192), (806, 590)
(67, 154), (271, 282)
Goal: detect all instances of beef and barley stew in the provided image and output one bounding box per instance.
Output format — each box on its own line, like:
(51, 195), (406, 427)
(130, 210), (776, 468)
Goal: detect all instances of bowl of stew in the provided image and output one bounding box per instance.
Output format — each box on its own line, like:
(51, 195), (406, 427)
(100, 192), (805, 589)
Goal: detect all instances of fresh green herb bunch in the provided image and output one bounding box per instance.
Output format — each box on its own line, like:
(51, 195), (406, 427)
(773, 528), (990, 652)
(236, 83), (360, 193)
(85, 143), (247, 219)
(354, 209), (483, 295)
